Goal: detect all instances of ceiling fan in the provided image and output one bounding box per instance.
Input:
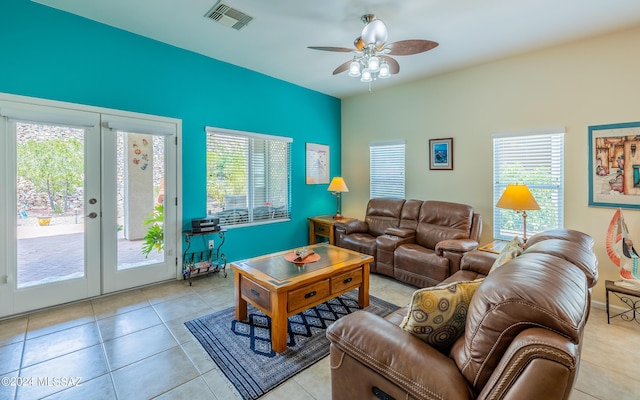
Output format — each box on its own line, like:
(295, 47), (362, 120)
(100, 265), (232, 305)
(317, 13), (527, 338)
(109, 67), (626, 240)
(308, 14), (439, 82)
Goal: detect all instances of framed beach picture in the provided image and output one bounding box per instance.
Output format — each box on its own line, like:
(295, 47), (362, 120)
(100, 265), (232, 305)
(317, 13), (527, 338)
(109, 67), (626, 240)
(589, 121), (640, 209)
(305, 143), (330, 184)
(429, 138), (453, 170)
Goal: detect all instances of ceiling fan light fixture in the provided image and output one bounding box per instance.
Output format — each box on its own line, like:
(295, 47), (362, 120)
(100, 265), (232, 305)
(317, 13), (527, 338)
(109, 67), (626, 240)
(348, 60), (361, 77)
(378, 61), (390, 79)
(368, 55), (380, 72)
(360, 68), (372, 82)
(361, 18), (388, 47)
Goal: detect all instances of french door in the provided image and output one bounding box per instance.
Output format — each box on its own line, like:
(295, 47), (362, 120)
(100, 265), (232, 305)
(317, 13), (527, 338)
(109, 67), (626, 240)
(0, 96), (179, 318)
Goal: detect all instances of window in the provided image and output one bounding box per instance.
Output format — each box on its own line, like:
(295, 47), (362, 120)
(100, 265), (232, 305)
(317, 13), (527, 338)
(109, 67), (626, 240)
(370, 140), (406, 198)
(206, 127), (291, 227)
(493, 128), (564, 240)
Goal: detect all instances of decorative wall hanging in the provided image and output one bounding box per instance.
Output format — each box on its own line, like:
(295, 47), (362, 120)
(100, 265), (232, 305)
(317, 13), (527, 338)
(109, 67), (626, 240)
(429, 138), (453, 170)
(306, 143), (330, 184)
(589, 122), (640, 209)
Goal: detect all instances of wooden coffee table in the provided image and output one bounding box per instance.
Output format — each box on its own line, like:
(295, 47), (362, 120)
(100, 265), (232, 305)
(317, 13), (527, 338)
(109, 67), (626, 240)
(230, 243), (372, 352)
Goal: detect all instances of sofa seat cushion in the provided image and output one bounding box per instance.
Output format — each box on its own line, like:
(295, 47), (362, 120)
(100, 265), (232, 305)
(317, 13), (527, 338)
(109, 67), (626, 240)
(400, 279), (483, 353)
(395, 244), (450, 282)
(341, 233), (377, 256)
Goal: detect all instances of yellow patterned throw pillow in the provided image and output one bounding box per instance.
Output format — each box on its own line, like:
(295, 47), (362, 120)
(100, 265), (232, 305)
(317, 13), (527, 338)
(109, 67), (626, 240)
(489, 236), (522, 273)
(399, 279), (483, 353)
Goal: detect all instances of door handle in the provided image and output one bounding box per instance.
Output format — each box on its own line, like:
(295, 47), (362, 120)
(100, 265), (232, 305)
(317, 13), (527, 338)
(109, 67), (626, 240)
(86, 212), (98, 219)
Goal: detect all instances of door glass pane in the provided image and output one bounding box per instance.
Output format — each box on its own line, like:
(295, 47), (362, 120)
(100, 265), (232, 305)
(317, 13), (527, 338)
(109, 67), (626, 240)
(116, 131), (165, 270)
(16, 123), (85, 288)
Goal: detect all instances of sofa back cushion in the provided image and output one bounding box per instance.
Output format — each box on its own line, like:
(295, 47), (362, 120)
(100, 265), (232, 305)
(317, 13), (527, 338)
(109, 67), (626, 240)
(364, 198), (406, 237)
(450, 250), (592, 390)
(415, 201), (473, 249)
(399, 199), (423, 230)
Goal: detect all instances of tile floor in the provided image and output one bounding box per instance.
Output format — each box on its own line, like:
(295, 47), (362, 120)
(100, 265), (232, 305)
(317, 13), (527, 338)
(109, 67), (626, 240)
(0, 273), (638, 400)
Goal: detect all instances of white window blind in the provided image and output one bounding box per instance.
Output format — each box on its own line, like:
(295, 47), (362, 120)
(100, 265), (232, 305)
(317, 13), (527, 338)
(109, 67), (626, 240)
(493, 129), (564, 240)
(206, 127), (291, 227)
(370, 141), (406, 199)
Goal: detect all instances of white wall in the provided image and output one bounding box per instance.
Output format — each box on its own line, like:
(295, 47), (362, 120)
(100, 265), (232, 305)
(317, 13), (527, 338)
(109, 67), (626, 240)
(341, 25), (640, 304)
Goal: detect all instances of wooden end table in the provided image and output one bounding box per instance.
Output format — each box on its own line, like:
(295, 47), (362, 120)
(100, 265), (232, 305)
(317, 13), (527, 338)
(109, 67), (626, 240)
(308, 215), (353, 245)
(230, 243), (372, 352)
(478, 239), (509, 254)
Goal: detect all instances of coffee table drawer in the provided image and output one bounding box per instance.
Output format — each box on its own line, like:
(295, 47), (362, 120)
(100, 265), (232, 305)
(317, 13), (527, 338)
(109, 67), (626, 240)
(288, 280), (330, 312)
(241, 277), (271, 311)
(332, 268), (362, 293)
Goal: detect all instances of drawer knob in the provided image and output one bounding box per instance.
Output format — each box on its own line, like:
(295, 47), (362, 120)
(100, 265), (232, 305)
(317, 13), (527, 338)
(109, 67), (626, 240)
(304, 291), (317, 299)
(250, 289), (260, 297)
(343, 277), (353, 284)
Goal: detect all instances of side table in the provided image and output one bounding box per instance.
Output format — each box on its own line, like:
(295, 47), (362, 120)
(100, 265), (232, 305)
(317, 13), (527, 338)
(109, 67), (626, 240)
(478, 239), (509, 254)
(308, 215), (353, 245)
(183, 229), (227, 285)
(605, 279), (640, 324)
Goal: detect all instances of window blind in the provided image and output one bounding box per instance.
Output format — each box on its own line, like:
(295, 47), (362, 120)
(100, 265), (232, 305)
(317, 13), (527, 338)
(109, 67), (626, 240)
(492, 131), (564, 240)
(370, 141), (406, 199)
(206, 128), (291, 227)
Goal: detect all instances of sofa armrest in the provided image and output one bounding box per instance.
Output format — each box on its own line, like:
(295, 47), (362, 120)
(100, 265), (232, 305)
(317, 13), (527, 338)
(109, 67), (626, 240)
(435, 238), (479, 256)
(327, 311), (474, 399)
(335, 220), (369, 235)
(460, 250), (498, 275)
(476, 327), (579, 400)
(384, 227), (415, 239)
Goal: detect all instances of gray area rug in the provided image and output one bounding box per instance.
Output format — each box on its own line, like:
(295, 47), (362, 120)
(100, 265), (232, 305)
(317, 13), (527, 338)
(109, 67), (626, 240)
(185, 290), (399, 400)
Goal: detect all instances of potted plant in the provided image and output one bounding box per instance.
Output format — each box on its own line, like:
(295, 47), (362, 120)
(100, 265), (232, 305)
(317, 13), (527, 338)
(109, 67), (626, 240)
(142, 204), (164, 257)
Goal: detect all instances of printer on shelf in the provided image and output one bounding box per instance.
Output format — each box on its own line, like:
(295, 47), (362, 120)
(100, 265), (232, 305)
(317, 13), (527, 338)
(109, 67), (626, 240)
(191, 216), (220, 233)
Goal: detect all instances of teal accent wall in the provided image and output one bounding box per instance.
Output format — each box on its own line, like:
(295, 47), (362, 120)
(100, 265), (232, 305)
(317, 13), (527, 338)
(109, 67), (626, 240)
(2, 1), (342, 261)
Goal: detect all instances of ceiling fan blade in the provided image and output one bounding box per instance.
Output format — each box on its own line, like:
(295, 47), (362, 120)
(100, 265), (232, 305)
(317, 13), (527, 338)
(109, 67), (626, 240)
(308, 46), (354, 53)
(380, 56), (400, 74)
(332, 60), (352, 75)
(385, 40), (439, 56)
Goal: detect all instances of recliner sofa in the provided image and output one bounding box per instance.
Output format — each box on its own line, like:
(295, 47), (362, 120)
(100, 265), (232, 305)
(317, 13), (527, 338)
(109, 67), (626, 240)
(326, 228), (599, 400)
(335, 198), (482, 287)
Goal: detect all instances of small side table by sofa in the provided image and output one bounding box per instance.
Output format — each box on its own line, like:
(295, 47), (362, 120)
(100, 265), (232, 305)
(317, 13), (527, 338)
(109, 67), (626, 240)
(605, 279), (640, 324)
(308, 215), (353, 245)
(478, 239), (509, 254)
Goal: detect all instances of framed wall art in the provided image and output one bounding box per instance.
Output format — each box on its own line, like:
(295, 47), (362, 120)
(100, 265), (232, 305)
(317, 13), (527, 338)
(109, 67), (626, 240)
(305, 143), (330, 184)
(429, 138), (453, 170)
(589, 121), (640, 209)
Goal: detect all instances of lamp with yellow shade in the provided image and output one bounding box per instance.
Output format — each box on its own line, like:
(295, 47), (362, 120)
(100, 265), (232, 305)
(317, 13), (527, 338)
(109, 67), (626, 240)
(328, 177), (349, 219)
(496, 183), (540, 243)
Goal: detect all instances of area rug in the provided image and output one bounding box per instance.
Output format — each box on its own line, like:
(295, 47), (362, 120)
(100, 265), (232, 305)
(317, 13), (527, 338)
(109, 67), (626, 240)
(185, 290), (399, 400)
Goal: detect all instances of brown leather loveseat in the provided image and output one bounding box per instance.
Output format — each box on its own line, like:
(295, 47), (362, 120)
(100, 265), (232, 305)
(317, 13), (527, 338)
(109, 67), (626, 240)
(326, 229), (598, 400)
(335, 198), (482, 287)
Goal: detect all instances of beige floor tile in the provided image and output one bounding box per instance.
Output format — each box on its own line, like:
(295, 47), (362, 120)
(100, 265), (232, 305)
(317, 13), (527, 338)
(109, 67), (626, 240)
(261, 378), (315, 400)
(292, 356), (332, 400)
(0, 370), (18, 400)
(163, 309), (213, 344)
(91, 289), (150, 320)
(40, 373), (116, 400)
(96, 306), (162, 341)
(103, 324), (177, 370)
(574, 359), (640, 400)
(111, 346), (199, 399)
(0, 341), (24, 376)
(16, 344), (108, 400)
(201, 368), (242, 400)
(141, 281), (195, 305)
(0, 317), (28, 346)
(154, 377), (217, 400)
(152, 293), (215, 322)
(26, 301), (95, 339)
(22, 322), (101, 367)
(570, 389), (599, 399)
(180, 339), (216, 374)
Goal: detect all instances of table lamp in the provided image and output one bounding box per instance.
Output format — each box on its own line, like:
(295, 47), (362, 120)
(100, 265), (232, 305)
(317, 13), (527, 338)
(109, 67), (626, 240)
(328, 177), (349, 219)
(496, 183), (540, 243)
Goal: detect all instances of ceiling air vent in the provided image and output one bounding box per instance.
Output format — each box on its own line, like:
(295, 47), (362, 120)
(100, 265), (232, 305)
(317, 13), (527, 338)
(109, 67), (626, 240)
(204, 1), (253, 30)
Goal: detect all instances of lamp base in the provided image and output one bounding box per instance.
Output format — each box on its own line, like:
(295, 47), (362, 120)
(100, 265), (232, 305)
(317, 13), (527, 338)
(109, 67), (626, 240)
(333, 214), (344, 220)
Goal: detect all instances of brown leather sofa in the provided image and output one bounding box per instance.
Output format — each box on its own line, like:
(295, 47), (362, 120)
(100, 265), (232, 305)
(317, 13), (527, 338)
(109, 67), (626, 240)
(326, 229), (598, 400)
(335, 198), (482, 287)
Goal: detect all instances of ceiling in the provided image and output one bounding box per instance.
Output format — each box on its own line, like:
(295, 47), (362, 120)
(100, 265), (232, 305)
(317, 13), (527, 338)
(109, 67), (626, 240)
(34, 0), (640, 99)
